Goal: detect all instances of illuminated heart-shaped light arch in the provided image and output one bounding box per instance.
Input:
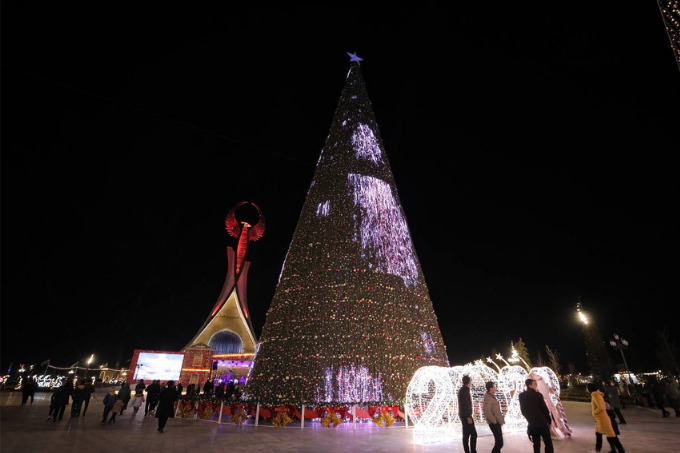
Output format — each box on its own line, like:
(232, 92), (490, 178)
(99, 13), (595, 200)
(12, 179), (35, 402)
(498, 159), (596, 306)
(459, 362), (510, 437)
(529, 367), (572, 438)
(497, 365), (529, 431)
(405, 363), (530, 444)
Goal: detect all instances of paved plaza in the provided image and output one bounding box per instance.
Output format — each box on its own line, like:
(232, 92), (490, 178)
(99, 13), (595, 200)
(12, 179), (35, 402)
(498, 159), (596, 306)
(1, 390), (677, 453)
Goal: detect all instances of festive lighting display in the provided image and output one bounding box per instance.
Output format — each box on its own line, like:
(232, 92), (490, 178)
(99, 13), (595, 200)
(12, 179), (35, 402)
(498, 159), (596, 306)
(528, 367), (572, 438)
(406, 366), (454, 443)
(497, 364), (529, 432)
(244, 55), (448, 405)
(657, 0), (680, 71)
(405, 356), (571, 444)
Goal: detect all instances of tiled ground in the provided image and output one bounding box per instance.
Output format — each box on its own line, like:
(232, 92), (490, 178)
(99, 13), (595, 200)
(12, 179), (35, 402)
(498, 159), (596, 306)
(1, 390), (677, 452)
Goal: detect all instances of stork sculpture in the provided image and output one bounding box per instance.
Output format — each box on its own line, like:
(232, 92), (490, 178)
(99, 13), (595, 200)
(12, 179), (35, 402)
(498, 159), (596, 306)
(225, 201), (265, 275)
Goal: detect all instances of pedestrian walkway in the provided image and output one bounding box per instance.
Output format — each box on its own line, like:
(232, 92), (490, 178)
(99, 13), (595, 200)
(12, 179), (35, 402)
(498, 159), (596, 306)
(1, 390), (677, 452)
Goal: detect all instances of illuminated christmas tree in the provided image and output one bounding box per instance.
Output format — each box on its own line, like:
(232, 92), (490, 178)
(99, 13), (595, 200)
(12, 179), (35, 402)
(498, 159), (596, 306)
(245, 53), (449, 406)
(657, 0), (680, 72)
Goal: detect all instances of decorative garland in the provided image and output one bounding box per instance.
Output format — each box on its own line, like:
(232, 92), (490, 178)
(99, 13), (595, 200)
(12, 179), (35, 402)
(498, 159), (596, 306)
(232, 407), (249, 426)
(320, 412), (342, 428)
(272, 411), (293, 428)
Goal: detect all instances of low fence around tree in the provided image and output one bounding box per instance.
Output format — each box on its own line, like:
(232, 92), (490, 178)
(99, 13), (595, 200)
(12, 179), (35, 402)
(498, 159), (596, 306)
(173, 397), (406, 429)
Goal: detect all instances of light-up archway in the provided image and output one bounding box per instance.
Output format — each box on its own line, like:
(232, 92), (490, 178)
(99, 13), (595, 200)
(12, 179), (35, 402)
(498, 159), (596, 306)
(405, 360), (570, 444)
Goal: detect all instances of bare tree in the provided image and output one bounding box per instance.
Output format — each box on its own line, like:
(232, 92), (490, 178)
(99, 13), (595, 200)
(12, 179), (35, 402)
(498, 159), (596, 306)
(567, 362), (577, 388)
(656, 327), (680, 377)
(536, 351), (545, 368)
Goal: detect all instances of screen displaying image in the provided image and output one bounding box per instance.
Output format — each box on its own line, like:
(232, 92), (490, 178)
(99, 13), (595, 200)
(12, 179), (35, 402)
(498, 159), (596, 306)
(132, 352), (184, 381)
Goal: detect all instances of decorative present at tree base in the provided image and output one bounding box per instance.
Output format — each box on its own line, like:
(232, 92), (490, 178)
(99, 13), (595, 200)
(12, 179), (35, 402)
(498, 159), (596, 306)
(272, 411), (293, 428)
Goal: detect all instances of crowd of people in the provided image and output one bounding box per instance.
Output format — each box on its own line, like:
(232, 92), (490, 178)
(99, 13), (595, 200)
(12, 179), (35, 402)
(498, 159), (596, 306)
(23, 376), (245, 433)
(450, 373), (680, 453)
(18, 373), (680, 444)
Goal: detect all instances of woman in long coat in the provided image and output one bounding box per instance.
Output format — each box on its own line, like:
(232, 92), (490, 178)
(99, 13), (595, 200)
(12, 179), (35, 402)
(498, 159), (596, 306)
(155, 380), (177, 433)
(587, 383), (625, 453)
(118, 382), (131, 415)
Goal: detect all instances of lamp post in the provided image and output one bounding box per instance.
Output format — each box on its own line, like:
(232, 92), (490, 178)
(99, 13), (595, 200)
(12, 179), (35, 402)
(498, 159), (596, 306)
(609, 334), (635, 401)
(87, 354), (94, 380)
(576, 301), (588, 326)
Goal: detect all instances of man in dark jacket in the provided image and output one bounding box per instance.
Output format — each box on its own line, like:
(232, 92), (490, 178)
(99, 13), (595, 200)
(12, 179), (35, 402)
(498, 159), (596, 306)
(457, 375), (477, 453)
(21, 377), (38, 405)
(70, 380), (86, 417)
(605, 380), (626, 423)
(135, 379), (146, 395)
(519, 378), (554, 453)
(155, 380), (178, 433)
(81, 380), (95, 416)
(51, 380), (73, 421)
(145, 379), (161, 416)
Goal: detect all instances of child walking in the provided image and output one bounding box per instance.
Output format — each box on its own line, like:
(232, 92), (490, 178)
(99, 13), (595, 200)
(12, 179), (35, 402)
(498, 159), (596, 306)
(131, 391), (145, 414)
(102, 390), (123, 424)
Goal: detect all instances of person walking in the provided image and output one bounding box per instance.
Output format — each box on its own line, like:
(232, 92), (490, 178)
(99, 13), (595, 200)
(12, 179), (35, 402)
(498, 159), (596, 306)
(21, 377), (37, 405)
(135, 379), (146, 395)
(519, 378), (554, 453)
(601, 385), (620, 439)
(47, 391), (58, 420)
(51, 380), (73, 422)
(605, 381), (627, 424)
(214, 380), (225, 398)
(131, 391), (145, 414)
(101, 389), (117, 424)
(457, 375), (477, 453)
(651, 378), (670, 417)
(483, 381), (504, 453)
(664, 379), (680, 417)
(81, 380), (95, 416)
(145, 379), (161, 416)
(117, 382), (131, 415)
(587, 383), (625, 452)
(155, 380), (178, 433)
(108, 396), (124, 423)
(70, 379), (86, 417)
(202, 379), (214, 397)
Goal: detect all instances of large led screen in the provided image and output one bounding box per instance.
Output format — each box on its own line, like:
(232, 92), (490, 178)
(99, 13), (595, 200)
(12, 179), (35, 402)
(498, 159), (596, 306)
(131, 352), (184, 381)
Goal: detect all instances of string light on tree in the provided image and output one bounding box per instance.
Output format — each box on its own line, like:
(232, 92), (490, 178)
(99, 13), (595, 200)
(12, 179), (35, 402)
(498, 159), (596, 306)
(245, 53), (448, 406)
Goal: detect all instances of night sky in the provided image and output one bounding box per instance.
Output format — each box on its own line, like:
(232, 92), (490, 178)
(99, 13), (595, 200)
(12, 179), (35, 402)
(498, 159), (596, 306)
(2, 4), (678, 376)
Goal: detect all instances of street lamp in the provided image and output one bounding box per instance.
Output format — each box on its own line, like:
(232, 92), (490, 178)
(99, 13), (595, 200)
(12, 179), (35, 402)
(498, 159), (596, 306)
(576, 301), (588, 325)
(609, 334), (634, 401)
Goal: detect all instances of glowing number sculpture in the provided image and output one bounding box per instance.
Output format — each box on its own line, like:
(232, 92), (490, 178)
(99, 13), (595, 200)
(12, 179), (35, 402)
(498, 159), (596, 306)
(497, 365), (529, 432)
(406, 362), (534, 444)
(405, 366), (454, 443)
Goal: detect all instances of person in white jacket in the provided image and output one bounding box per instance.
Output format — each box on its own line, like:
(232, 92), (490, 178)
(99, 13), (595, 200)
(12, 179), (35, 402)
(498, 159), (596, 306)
(484, 381), (505, 453)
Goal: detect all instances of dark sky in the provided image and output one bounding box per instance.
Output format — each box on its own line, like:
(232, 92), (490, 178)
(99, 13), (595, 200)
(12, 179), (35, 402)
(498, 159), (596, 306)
(2, 4), (678, 376)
